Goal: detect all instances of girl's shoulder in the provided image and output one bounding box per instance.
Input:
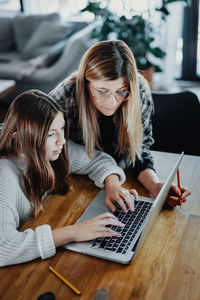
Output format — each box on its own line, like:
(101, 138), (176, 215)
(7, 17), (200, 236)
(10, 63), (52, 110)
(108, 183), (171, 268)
(0, 158), (20, 183)
(0, 158), (21, 206)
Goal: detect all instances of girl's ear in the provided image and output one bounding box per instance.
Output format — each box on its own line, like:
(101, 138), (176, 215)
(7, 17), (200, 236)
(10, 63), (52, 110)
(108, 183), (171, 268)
(12, 131), (17, 137)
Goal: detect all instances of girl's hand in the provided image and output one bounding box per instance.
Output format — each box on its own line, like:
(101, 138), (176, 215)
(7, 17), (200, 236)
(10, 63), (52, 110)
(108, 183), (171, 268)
(104, 174), (138, 213)
(153, 182), (191, 207)
(69, 212), (124, 242)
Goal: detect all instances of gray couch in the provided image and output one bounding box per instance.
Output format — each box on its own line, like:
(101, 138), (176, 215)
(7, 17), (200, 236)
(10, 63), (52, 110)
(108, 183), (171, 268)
(0, 12), (96, 100)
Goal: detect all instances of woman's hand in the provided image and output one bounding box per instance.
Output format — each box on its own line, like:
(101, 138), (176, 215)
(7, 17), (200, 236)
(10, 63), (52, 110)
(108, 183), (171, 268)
(153, 182), (191, 207)
(104, 174), (138, 213)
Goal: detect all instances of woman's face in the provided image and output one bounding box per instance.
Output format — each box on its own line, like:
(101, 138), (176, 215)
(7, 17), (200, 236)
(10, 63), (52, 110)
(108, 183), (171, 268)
(45, 111), (66, 161)
(88, 77), (129, 116)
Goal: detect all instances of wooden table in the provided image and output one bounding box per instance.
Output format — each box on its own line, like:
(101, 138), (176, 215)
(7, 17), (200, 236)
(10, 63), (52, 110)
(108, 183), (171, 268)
(0, 151), (200, 300)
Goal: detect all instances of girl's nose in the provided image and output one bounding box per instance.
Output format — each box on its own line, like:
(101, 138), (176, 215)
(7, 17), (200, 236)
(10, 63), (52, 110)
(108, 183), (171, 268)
(56, 133), (66, 145)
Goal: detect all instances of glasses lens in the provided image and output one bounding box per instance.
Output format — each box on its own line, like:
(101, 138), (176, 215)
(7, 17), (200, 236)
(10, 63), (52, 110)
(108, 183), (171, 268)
(115, 91), (130, 102)
(90, 85), (130, 102)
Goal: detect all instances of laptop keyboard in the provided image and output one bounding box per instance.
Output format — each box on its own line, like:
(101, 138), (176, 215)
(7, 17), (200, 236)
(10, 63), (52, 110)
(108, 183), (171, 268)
(91, 200), (153, 255)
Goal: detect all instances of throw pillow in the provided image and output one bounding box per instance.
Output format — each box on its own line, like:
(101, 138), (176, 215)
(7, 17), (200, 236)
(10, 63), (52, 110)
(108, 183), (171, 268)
(0, 16), (15, 51)
(21, 21), (70, 59)
(22, 21), (68, 59)
(13, 13), (60, 52)
(45, 28), (73, 66)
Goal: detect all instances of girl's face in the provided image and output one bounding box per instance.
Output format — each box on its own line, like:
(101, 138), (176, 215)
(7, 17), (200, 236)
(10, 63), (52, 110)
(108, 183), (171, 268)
(45, 111), (66, 161)
(89, 77), (129, 116)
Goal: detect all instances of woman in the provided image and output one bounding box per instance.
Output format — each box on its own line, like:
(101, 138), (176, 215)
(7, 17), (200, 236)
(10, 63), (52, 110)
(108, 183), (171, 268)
(0, 90), (132, 267)
(49, 40), (191, 208)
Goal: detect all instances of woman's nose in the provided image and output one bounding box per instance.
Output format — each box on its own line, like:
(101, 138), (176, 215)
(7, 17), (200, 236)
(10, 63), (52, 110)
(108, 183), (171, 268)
(106, 93), (116, 106)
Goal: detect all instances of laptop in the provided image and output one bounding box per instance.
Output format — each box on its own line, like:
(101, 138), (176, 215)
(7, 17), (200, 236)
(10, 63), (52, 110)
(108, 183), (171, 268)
(64, 152), (184, 264)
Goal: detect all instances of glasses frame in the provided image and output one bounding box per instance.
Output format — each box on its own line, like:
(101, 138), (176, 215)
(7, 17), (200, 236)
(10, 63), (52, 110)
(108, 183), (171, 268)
(89, 84), (130, 103)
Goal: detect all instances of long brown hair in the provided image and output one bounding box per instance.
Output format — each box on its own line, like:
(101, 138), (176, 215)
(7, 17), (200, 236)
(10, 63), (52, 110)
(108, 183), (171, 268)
(76, 40), (143, 164)
(0, 90), (69, 217)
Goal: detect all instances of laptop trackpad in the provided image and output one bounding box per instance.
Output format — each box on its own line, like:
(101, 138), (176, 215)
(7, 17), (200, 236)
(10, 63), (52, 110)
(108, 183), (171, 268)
(77, 206), (109, 223)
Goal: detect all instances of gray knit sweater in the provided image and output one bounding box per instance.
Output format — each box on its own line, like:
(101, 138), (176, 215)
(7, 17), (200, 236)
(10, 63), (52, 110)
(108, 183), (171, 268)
(0, 140), (125, 267)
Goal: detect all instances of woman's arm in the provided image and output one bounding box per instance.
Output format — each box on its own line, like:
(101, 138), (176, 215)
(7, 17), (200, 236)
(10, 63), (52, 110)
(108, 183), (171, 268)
(136, 76), (191, 205)
(138, 167), (191, 206)
(68, 140), (136, 212)
(68, 139), (126, 188)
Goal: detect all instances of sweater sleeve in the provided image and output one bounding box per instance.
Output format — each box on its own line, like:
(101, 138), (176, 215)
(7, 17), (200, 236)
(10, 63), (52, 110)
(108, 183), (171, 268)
(68, 140), (126, 188)
(0, 161), (56, 267)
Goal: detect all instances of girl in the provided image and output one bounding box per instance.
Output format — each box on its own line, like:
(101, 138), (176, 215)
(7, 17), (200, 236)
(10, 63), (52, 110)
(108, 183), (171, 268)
(49, 40), (191, 209)
(0, 90), (132, 267)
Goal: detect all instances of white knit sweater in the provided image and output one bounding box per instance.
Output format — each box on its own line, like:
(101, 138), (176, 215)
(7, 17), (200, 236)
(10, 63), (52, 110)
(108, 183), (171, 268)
(0, 140), (125, 267)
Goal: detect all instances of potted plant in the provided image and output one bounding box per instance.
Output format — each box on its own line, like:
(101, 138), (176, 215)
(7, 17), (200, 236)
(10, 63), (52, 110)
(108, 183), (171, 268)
(82, 0), (190, 88)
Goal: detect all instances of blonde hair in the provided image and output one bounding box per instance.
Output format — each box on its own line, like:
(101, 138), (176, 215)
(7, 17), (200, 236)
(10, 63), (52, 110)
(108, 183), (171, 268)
(76, 40), (143, 164)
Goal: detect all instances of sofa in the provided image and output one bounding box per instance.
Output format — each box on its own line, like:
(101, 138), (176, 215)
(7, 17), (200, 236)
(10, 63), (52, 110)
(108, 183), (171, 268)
(0, 12), (96, 103)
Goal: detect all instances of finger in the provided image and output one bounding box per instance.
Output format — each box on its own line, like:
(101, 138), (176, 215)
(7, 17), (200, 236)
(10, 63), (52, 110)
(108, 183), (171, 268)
(99, 212), (118, 220)
(168, 196), (182, 206)
(172, 185), (182, 197)
(116, 197), (128, 213)
(129, 189), (138, 201)
(101, 227), (122, 238)
(168, 195), (178, 201)
(101, 218), (125, 228)
(181, 190), (191, 199)
(105, 197), (117, 212)
(119, 188), (132, 212)
(119, 190), (134, 211)
(167, 199), (177, 207)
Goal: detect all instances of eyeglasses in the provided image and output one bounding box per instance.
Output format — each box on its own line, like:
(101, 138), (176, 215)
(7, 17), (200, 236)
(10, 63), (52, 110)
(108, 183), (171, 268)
(89, 85), (130, 103)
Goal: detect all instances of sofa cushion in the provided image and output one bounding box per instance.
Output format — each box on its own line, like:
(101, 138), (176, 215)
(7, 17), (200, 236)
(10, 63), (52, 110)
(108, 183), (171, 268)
(0, 16), (15, 51)
(13, 13), (60, 52)
(21, 21), (70, 59)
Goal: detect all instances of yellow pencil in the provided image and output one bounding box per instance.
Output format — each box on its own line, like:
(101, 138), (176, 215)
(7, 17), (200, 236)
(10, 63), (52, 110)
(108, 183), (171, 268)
(49, 266), (81, 295)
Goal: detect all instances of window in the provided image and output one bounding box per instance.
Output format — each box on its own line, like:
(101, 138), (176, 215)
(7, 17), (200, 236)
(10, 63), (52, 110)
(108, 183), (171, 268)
(197, 3), (200, 76)
(181, 0), (200, 81)
(0, 0), (22, 12)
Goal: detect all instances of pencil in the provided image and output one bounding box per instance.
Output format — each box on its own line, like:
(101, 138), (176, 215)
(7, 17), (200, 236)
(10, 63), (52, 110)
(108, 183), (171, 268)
(49, 266), (81, 295)
(177, 168), (182, 206)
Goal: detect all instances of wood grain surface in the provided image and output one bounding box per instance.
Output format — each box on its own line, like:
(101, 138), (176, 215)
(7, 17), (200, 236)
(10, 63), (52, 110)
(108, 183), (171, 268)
(0, 151), (199, 300)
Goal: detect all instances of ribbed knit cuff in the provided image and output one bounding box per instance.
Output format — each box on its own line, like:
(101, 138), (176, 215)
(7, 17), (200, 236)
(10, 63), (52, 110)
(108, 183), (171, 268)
(92, 166), (126, 189)
(35, 224), (56, 259)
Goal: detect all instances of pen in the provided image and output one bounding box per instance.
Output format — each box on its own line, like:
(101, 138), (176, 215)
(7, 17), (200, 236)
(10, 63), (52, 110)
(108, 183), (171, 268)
(49, 266), (81, 295)
(177, 168), (182, 206)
